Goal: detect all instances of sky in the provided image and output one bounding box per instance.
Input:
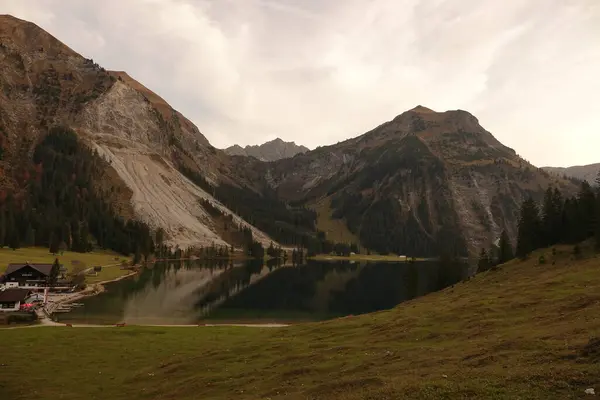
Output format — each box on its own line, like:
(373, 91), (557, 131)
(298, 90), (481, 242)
(2, 0), (599, 167)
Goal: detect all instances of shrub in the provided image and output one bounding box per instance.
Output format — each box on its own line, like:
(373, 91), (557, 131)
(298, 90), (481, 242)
(538, 255), (546, 265)
(573, 245), (582, 259)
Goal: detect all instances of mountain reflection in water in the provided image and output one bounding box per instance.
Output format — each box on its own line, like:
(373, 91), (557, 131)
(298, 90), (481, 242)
(59, 259), (468, 325)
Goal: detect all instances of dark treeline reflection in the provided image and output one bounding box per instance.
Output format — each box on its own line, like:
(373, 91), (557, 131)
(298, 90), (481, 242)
(59, 258), (468, 325)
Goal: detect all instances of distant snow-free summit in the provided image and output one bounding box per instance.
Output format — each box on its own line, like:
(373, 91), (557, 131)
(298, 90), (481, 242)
(542, 163), (600, 185)
(224, 138), (309, 161)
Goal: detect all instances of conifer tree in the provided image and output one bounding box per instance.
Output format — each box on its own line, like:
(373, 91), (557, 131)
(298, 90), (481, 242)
(477, 248), (491, 272)
(498, 230), (514, 264)
(50, 258), (60, 283)
(541, 187), (563, 246)
(516, 197), (542, 258)
(0, 206), (6, 247)
(541, 187), (554, 246)
(577, 181), (596, 239)
(25, 224), (35, 247)
(595, 170), (600, 250)
(49, 231), (59, 254)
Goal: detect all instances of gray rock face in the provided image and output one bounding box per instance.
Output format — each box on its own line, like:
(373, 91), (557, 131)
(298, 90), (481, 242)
(224, 138), (309, 161)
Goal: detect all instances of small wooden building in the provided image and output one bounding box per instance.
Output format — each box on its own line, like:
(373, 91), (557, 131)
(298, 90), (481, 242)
(0, 289), (31, 312)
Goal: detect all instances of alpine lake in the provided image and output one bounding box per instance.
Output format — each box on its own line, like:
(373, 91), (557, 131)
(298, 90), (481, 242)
(57, 259), (471, 325)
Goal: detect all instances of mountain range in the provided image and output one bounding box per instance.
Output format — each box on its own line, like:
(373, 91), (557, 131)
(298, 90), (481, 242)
(224, 138), (308, 161)
(542, 163), (600, 185)
(0, 15), (578, 259)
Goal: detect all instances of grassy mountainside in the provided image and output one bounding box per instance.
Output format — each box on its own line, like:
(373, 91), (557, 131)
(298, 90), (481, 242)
(2, 244), (599, 399)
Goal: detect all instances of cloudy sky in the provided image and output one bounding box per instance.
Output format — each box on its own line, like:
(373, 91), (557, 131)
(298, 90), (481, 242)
(2, 0), (599, 167)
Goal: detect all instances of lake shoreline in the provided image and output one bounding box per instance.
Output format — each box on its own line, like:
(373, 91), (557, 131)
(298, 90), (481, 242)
(46, 269), (140, 319)
(51, 257), (462, 327)
(308, 255), (436, 262)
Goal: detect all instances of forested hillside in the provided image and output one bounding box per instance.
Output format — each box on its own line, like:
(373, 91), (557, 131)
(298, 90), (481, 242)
(0, 127), (154, 256)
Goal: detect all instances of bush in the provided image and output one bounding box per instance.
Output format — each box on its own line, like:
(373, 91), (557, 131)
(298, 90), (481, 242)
(573, 245), (582, 259)
(538, 255), (546, 265)
(6, 311), (38, 325)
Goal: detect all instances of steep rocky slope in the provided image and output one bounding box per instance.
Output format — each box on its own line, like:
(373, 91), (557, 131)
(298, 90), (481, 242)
(543, 163), (600, 184)
(225, 138), (308, 161)
(0, 14), (272, 248)
(264, 106), (577, 257)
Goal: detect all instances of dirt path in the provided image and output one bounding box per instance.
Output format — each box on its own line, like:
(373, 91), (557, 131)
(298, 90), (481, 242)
(4, 322), (289, 330)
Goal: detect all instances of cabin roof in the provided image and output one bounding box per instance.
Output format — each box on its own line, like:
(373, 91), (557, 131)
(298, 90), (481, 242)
(0, 288), (31, 302)
(5, 263), (54, 276)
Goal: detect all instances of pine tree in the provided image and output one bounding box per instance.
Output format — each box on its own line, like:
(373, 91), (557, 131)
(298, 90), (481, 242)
(25, 224), (35, 247)
(578, 181), (596, 239)
(541, 187), (563, 246)
(516, 197), (542, 258)
(133, 246), (142, 265)
(50, 258), (60, 283)
(49, 231), (59, 254)
(155, 228), (164, 258)
(595, 181), (600, 251)
(541, 188), (554, 246)
(551, 187), (564, 241)
(562, 198), (579, 243)
(7, 226), (20, 250)
(0, 206), (6, 247)
(498, 230), (514, 264)
(477, 248), (491, 272)
(267, 241), (275, 257)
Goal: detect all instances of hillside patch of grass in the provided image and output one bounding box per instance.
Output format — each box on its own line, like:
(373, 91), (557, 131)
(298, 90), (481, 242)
(0, 247), (130, 283)
(311, 196), (362, 246)
(1, 245), (600, 399)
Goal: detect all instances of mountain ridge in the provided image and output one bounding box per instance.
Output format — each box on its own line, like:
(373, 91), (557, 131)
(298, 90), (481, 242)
(542, 163), (600, 184)
(224, 138), (309, 161)
(261, 107), (576, 257)
(0, 14), (579, 259)
(0, 14), (276, 251)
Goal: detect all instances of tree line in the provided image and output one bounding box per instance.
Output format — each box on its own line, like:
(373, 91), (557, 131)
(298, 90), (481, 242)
(478, 175), (600, 271)
(179, 164), (319, 246)
(0, 126), (156, 258)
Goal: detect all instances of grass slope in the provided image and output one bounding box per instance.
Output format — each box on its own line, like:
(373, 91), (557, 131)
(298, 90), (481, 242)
(0, 247), (130, 282)
(2, 245), (599, 399)
(311, 196), (361, 245)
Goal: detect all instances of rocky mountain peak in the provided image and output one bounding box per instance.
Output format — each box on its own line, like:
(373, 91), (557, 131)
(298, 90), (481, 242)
(224, 138), (309, 161)
(409, 105), (435, 113)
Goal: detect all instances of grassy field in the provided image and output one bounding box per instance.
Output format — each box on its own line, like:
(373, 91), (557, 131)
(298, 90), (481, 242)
(1, 245), (600, 399)
(310, 196), (362, 246)
(0, 247), (130, 283)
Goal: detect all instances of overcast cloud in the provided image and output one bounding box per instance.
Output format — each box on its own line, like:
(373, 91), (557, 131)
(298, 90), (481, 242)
(2, 0), (599, 167)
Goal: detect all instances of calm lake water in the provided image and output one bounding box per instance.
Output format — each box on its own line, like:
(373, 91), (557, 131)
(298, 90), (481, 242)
(58, 259), (470, 325)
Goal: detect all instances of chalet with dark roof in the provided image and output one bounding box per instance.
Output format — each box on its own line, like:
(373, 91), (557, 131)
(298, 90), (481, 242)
(2, 263), (57, 288)
(0, 288), (31, 311)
